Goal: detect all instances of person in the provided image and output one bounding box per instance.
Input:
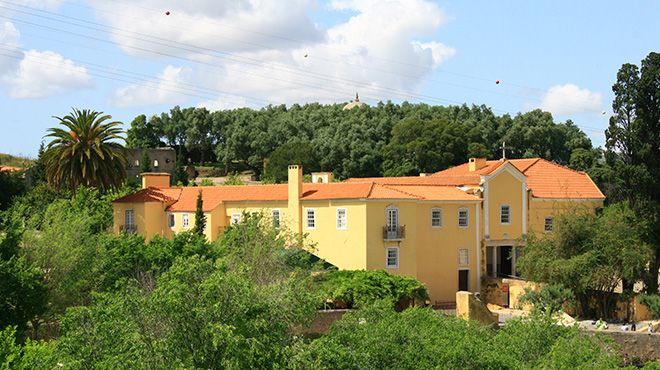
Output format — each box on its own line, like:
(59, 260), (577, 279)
(595, 318), (608, 331)
(631, 322), (636, 332)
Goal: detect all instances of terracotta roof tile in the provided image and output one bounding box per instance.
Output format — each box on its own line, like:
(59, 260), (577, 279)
(432, 158), (603, 199)
(0, 165), (22, 172)
(113, 187), (180, 204)
(522, 159), (604, 199)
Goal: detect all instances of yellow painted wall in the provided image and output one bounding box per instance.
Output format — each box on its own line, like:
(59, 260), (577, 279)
(528, 198), (603, 236)
(365, 200), (480, 303)
(113, 201), (170, 241)
(486, 169), (524, 241)
(302, 201), (367, 270)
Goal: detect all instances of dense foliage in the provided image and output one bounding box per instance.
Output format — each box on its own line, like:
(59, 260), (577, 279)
(290, 303), (623, 370)
(125, 103), (596, 181)
(518, 203), (652, 318)
(315, 270), (429, 309)
(44, 109), (127, 191)
(597, 52), (660, 294)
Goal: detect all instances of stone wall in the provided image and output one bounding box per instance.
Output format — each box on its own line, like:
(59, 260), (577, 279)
(126, 148), (176, 179)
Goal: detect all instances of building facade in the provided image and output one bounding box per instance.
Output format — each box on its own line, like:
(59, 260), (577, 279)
(113, 158), (604, 304)
(125, 148), (176, 179)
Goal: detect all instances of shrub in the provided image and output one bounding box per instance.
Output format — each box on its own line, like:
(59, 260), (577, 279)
(314, 270), (429, 309)
(638, 294), (660, 319)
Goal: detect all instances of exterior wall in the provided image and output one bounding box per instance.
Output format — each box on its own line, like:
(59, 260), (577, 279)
(528, 198), (604, 236)
(302, 201), (367, 270)
(366, 200), (480, 304)
(113, 201), (170, 240)
(125, 148), (176, 179)
(485, 169), (524, 241)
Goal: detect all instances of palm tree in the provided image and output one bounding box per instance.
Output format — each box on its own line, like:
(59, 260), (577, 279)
(44, 109), (127, 191)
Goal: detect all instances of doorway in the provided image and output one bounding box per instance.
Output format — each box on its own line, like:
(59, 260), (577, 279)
(458, 270), (469, 291)
(497, 246), (513, 277)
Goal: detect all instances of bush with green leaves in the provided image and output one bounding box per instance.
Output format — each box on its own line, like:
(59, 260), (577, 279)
(519, 283), (574, 315)
(314, 269), (429, 309)
(638, 294), (660, 319)
(291, 305), (623, 370)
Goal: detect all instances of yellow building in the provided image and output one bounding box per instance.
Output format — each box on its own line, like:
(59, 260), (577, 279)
(113, 158), (604, 304)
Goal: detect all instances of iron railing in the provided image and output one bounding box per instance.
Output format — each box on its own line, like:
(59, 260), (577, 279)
(383, 225), (405, 240)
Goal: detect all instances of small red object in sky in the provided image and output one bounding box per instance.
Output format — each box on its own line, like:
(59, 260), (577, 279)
(495, 80), (500, 84)
(165, 11), (170, 15)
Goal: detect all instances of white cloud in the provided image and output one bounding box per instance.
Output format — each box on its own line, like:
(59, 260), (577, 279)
(92, 0), (455, 108)
(8, 50), (91, 98)
(539, 84), (603, 115)
(0, 21), (21, 74)
(113, 65), (193, 107)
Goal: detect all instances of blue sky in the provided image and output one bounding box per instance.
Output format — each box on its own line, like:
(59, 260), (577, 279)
(0, 0), (657, 157)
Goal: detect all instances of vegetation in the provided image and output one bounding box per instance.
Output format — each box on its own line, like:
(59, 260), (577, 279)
(291, 304), (622, 369)
(315, 270), (429, 309)
(125, 103), (597, 180)
(193, 190), (206, 235)
(43, 109), (127, 191)
(0, 153), (33, 168)
(638, 294), (660, 319)
(519, 203), (652, 318)
(598, 52), (660, 294)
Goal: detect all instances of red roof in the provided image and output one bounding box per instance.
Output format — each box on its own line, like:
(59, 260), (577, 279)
(346, 158), (604, 200)
(114, 181), (480, 212)
(0, 165), (22, 172)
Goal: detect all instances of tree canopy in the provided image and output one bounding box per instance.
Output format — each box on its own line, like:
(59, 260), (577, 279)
(125, 103), (595, 180)
(43, 109), (127, 191)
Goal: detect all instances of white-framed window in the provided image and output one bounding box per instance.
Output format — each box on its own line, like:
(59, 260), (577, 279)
(125, 209), (134, 226)
(386, 247), (399, 268)
(153, 159), (159, 167)
(544, 217), (553, 232)
(231, 213), (241, 225)
(458, 208), (469, 228)
(182, 213), (189, 228)
(500, 205), (511, 224)
(271, 209), (280, 229)
(459, 248), (469, 266)
(431, 208), (442, 228)
(168, 213), (175, 227)
(386, 205), (399, 230)
(134, 159), (139, 166)
(336, 208), (347, 230)
(306, 209), (315, 229)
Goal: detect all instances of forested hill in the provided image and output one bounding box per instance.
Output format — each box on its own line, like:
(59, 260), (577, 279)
(126, 102), (598, 181)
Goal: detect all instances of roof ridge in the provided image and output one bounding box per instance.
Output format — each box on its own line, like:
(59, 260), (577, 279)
(379, 184), (422, 199)
(366, 182), (376, 198)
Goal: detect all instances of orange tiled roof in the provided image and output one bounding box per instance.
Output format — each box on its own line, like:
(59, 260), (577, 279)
(345, 175), (479, 186)
(113, 187), (180, 204)
(114, 181), (481, 212)
(432, 158), (604, 199)
(521, 159), (604, 199)
(0, 165), (22, 172)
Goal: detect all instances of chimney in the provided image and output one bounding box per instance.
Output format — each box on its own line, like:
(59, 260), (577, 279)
(141, 172), (171, 189)
(288, 165), (303, 234)
(311, 172), (333, 183)
(468, 158), (487, 172)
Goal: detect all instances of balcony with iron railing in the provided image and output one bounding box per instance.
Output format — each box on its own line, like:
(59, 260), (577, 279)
(120, 224), (137, 234)
(383, 225), (405, 241)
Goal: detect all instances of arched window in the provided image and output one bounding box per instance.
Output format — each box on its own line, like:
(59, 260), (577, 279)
(385, 205), (399, 231)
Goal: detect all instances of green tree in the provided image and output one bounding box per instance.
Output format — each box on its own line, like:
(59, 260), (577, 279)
(140, 150), (151, 173)
(172, 147), (189, 186)
(193, 190), (206, 235)
(518, 203), (652, 318)
(0, 219), (46, 336)
(126, 114), (160, 149)
(43, 109), (127, 191)
(263, 141), (318, 183)
(604, 52), (660, 293)
(0, 170), (25, 211)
